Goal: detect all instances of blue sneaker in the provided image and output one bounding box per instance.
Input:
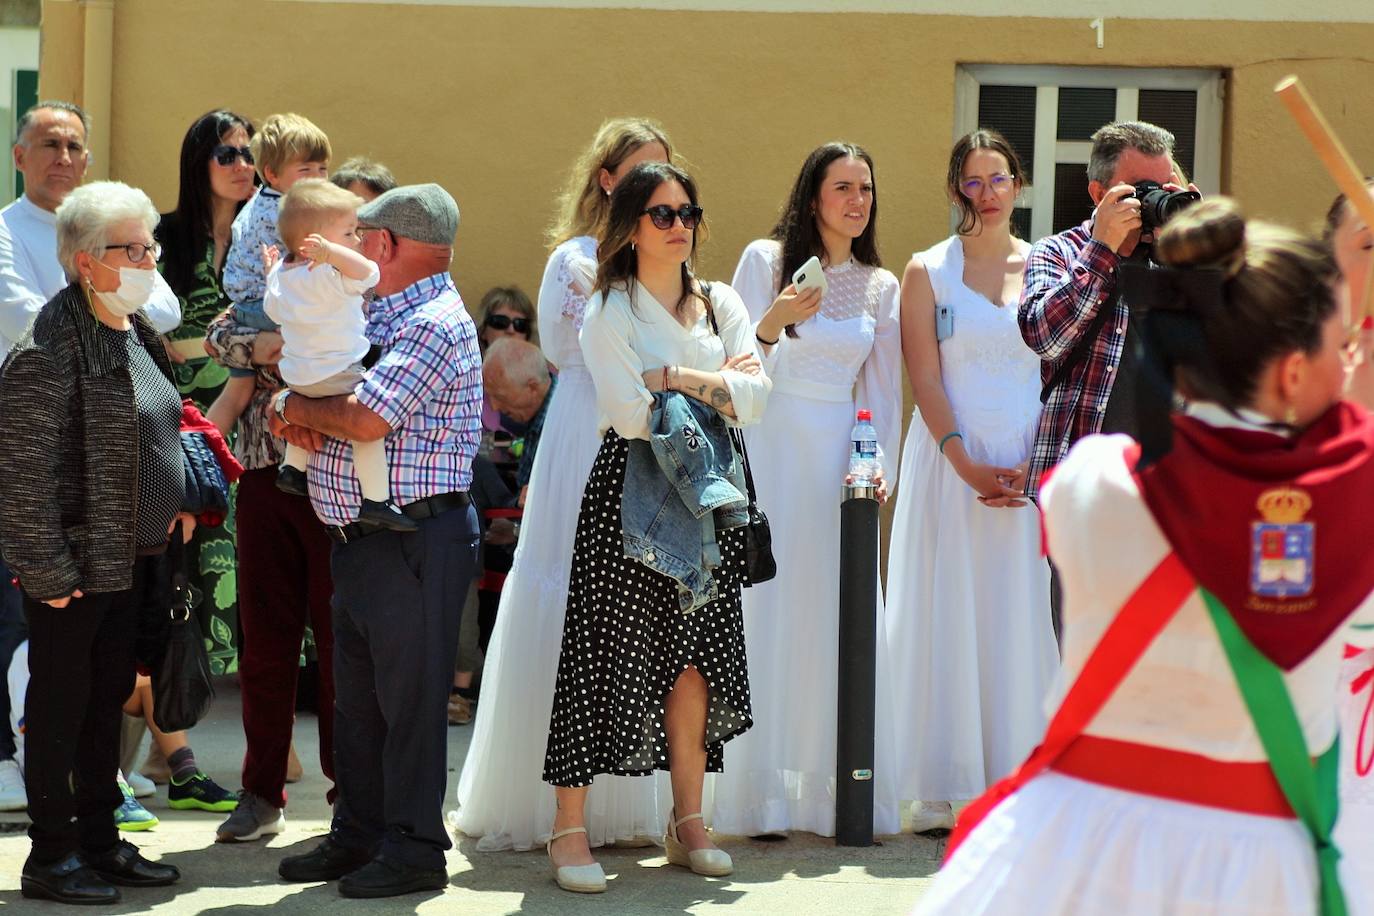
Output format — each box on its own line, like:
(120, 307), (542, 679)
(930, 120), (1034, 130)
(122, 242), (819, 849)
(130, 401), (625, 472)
(114, 776), (158, 832)
(168, 771), (238, 812)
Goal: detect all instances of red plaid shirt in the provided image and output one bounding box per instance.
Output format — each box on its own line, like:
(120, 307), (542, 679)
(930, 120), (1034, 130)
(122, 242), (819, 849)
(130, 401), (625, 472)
(1017, 220), (1125, 497)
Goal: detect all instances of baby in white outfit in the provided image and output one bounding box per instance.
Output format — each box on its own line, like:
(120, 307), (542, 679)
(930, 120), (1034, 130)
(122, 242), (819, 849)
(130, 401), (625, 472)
(265, 179), (415, 531)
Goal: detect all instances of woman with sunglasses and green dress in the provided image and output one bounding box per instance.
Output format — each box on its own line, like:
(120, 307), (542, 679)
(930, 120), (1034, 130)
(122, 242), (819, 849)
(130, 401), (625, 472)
(155, 110), (257, 680)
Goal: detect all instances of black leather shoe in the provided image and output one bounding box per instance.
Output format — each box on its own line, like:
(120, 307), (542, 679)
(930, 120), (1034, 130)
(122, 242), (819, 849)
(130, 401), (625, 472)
(21, 852), (121, 905)
(338, 856), (448, 899)
(278, 836), (372, 882)
(86, 839), (180, 887)
(276, 466), (309, 497)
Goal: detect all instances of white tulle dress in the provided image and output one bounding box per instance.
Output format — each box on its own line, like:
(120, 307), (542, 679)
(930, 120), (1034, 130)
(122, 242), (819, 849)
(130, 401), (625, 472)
(885, 236), (1059, 806)
(449, 236), (664, 850)
(705, 238), (905, 837)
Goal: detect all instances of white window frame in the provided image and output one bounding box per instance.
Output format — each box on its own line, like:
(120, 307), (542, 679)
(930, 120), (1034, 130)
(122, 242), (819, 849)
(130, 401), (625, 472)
(953, 64), (1225, 241)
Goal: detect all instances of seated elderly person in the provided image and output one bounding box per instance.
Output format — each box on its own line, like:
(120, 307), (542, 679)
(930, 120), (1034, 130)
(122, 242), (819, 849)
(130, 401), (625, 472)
(0, 181), (190, 906)
(482, 337), (555, 501)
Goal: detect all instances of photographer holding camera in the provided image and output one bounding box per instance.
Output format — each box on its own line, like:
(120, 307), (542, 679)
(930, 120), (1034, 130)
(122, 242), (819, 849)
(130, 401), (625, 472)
(1018, 121), (1200, 500)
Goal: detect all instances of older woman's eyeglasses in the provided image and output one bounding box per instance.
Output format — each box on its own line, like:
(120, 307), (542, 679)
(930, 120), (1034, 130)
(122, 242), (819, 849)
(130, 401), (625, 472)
(642, 204), (703, 231)
(212, 144), (254, 167)
(484, 314), (531, 334)
(104, 242), (162, 262)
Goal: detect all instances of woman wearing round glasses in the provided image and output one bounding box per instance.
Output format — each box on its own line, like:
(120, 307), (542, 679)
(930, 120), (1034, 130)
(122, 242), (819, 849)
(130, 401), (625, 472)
(542, 161), (769, 893)
(886, 130), (1058, 834)
(710, 141), (904, 838)
(0, 181), (193, 904)
(453, 118), (671, 856)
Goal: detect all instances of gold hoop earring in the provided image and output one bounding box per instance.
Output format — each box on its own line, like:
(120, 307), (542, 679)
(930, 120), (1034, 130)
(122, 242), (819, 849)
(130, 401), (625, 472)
(1284, 404), (1299, 425)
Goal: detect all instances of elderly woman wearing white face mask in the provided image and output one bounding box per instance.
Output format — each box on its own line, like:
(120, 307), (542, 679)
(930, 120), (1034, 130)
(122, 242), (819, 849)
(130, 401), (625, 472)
(0, 181), (190, 906)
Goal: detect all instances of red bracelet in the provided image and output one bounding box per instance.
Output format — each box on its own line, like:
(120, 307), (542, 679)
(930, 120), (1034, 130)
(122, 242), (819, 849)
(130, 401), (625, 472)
(662, 365), (670, 391)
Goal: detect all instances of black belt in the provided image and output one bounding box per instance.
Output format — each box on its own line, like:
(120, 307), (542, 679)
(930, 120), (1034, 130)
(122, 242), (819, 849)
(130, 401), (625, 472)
(326, 491), (470, 544)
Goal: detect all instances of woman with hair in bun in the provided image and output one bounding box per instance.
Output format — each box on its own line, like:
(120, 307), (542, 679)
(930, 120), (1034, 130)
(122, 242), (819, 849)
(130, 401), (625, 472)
(919, 198), (1374, 915)
(451, 119), (673, 854)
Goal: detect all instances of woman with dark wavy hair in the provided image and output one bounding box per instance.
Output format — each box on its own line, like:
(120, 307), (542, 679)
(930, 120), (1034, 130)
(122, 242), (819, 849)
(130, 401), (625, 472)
(541, 161), (770, 894)
(713, 141), (904, 838)
(453, 118), (670, 853)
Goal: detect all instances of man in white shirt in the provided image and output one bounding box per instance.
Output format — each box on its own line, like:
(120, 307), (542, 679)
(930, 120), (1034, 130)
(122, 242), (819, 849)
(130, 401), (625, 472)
(0, 100), (181, 813)
(0, 100), (180, 359)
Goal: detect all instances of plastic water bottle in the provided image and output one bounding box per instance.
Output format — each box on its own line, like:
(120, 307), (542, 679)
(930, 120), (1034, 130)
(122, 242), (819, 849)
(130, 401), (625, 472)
(849, 409), (880, 484)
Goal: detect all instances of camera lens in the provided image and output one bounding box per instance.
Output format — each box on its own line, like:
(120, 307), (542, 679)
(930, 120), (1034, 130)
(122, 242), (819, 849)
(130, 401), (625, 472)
(1133, 181), (1202, 231)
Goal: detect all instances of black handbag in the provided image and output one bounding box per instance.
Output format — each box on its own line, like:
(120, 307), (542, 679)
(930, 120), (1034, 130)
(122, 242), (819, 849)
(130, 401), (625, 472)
(180, 430), (231, 518)
(730, 428), (776, 586)
(150, 531), (215, 733)
(700, 280), (777, 586)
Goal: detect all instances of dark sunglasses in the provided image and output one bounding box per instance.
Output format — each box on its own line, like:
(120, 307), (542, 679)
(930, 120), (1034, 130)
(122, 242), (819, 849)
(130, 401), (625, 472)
(485, 314), (531, 334)
(212, 144), (254, 167)
(642, 204), (703, 231)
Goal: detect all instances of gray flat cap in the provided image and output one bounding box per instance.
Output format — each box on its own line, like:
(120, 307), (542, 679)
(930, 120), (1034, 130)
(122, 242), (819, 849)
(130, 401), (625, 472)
(356, 183), (459, 245)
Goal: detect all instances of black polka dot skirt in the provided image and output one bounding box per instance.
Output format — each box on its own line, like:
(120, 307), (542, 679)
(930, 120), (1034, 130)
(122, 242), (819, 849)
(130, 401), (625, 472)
(542, 432), (753, 788)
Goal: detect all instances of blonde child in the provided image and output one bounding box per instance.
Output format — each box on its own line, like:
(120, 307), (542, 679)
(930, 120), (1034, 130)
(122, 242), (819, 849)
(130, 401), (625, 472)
(266, 180), (413, 531)
(206, 113), (331, 435)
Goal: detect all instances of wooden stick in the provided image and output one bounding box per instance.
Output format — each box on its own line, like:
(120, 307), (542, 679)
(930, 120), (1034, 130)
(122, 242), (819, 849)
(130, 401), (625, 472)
(1274, 76), (1374, 318)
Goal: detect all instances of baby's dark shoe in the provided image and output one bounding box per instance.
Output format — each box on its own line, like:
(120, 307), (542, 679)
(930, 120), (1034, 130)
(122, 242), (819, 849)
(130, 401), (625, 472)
(360, 499), (418, 532)
(276, 466), (309, 497)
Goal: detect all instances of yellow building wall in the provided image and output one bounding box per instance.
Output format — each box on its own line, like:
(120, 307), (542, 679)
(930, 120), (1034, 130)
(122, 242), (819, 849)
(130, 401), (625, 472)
(38, 1), (1374, 305)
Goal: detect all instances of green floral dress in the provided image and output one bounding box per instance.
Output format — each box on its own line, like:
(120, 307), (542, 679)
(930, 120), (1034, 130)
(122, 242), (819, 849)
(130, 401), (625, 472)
(162, 241), (239, 675)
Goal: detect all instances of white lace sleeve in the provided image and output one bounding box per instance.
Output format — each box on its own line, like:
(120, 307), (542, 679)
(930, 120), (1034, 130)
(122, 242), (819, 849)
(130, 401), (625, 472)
(537, 240), (596, 368)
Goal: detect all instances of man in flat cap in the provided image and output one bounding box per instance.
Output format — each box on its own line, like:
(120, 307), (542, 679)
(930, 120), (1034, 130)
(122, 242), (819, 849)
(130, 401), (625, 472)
(269, 183), (481, 898)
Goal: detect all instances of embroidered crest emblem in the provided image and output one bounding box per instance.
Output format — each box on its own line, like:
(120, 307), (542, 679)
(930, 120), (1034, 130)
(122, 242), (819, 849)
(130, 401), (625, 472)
(1250, 486), (1315, 599)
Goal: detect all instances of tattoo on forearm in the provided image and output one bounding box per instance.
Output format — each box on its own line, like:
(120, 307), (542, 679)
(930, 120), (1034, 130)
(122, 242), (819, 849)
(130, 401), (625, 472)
(710, 386), (731, 409)
(690, 383), (707, 398)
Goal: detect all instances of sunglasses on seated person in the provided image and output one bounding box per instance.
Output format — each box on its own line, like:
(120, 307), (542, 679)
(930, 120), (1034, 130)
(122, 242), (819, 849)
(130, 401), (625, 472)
(212, 144), (254, 167)
(641, 204), (703, 231)
(485, 314), (531, 334)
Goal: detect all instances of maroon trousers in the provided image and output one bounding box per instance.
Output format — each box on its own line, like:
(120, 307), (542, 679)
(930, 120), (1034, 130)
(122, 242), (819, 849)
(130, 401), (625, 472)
(236, 467), (336, 809)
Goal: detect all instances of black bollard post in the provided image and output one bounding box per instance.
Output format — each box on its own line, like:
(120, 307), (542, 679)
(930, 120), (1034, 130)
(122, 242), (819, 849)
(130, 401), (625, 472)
(836, 481), (878, 847)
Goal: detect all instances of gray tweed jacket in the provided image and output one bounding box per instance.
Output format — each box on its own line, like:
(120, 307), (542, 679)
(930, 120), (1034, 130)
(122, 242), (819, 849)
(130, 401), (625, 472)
(0, 283), (176, 601)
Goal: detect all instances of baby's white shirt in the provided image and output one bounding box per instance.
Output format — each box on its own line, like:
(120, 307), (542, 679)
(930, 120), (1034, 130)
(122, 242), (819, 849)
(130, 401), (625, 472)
(265, 258), (381, 387)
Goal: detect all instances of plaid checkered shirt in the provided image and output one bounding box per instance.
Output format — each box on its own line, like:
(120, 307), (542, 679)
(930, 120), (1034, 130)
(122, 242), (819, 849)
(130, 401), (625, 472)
(307, 272), (482, 526)
(1018, 220), (1126, 498)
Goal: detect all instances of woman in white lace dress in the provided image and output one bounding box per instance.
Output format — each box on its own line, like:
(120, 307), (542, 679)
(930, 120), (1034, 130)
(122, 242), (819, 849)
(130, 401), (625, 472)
(451, 118), (672, 852)
(886, 130), (1059, 833)
(709, 142), (905, 837)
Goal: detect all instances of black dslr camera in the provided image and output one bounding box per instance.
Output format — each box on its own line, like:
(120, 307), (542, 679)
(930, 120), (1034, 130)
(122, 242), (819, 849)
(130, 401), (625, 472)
(1131, 180), (1202, 231)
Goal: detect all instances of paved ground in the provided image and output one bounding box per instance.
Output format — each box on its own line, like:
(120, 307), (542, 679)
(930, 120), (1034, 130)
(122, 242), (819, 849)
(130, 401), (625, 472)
(0, 679), (941, 914)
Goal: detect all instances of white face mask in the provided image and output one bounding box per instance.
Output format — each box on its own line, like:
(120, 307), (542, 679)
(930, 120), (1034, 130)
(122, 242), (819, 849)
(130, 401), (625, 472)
(91, 262), (157, 317)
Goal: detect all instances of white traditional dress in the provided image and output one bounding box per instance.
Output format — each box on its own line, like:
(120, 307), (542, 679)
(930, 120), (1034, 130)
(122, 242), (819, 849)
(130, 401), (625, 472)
(886, 236), (1059, 806)
(919, 409), (1374, 915)
(450, 236), (663, 850)
(706, 238), (904, 837)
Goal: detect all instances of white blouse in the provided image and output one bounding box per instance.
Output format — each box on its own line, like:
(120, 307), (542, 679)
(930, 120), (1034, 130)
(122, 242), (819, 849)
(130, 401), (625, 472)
(579, 280), (771, 440)
(730, 238), (903, 486)
(536, 235), (597, 372)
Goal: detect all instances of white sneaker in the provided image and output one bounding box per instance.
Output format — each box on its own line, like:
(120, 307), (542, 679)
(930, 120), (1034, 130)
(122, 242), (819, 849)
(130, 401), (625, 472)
(0, 757), (24, 811)
(910, 800), (955, 834)
(124, 769), (157, 799)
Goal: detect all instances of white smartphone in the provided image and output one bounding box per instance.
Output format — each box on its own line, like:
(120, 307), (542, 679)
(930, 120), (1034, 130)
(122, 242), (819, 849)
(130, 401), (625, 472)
(792, 255), (828, 296)
(935, 304), (954, 342)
